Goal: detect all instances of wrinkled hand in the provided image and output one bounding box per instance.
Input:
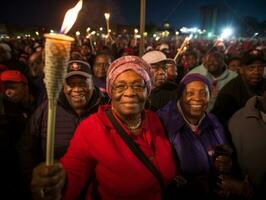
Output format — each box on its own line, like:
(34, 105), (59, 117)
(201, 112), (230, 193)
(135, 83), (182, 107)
(31, 162), (65, 200)
(217, 175), (254, 199)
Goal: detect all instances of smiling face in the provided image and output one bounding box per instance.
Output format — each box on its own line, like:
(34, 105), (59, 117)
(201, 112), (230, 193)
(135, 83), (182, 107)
(63, 75), (94, 114)
(111, 70), (148, 119)
(180, 81), (210, 123)
(204, 53), (225, 77)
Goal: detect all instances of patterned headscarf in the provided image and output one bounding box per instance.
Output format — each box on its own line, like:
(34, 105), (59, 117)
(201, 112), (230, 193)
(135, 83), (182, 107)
(106, 56), (153, 97)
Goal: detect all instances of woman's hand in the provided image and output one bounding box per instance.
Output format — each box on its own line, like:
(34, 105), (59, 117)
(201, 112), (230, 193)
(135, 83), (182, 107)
(31, 162), (65, 200)
(214, 155), (232, 174)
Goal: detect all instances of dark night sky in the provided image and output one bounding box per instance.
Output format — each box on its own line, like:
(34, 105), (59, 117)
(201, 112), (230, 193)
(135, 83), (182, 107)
(0, 0), (266, 29)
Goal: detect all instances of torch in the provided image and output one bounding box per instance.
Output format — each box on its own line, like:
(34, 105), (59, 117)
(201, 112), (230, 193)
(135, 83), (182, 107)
(44, 0), (82, 166)
(88, 31), (96, 54)
(104, 12), (110, 38)
(86, 28), (96, 54)
(174, 34), (192, 62)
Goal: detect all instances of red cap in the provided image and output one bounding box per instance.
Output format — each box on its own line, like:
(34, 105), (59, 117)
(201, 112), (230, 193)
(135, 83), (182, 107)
(0, 70), (28, 84)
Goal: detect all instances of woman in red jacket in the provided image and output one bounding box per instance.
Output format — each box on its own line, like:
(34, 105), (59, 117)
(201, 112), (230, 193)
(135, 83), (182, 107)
(31, 55), (176, 200)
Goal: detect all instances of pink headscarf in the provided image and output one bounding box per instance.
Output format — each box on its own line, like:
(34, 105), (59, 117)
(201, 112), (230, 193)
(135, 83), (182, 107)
(106, 56), (153, 97)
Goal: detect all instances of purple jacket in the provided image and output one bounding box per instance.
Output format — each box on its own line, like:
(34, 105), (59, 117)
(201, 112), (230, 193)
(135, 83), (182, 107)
(157, 100), (227, 176)
(157, 101), (227, 197)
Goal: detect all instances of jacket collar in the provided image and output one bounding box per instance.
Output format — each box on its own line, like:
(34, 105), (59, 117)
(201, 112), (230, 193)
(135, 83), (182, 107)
(161, 100), (216, 135)
(242, 96), (262, 119)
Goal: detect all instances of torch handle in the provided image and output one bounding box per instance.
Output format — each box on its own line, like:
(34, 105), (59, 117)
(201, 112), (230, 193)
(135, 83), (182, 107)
(174, 37), (189, 61)
(46, 99), (57, 166)
(106, 19), (110, 37)
(89, 37), (95, 54)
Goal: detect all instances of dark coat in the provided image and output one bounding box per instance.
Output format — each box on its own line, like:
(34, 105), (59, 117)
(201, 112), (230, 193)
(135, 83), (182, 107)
(148, 80), (178, 111)
(211, 76), (265, 128)
(229, 96), (266, 199)
(0, 95), (36, 198)
(18, 88), (105, 198)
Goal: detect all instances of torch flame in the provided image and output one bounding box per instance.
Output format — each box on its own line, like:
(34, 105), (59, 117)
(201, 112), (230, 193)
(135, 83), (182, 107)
(60, 0), (83, 34)
(104, 13), (110, 20)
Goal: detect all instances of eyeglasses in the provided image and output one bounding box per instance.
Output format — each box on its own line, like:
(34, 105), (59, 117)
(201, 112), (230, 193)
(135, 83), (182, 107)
(112, 82), (146, 93)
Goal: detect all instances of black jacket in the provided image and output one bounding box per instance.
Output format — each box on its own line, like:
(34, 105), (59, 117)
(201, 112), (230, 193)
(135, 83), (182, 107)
(148, 80), (178, 111)
(211, 76), (265, 127)
(18, 88), (106, 198)
(0, 94), (36, 199)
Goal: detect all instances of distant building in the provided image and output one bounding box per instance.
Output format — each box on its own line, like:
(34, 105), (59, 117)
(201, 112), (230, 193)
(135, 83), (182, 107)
(200, 4), (234, 35)
(0, 24), (7, 35)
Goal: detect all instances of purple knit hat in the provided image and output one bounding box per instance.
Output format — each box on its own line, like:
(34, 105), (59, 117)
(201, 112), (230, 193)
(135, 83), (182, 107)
(106, 55), (153, 97)
(178, 73), (211, 98)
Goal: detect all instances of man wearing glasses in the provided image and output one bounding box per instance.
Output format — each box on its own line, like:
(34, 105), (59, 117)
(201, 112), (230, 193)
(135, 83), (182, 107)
(142, 50), (178, 111)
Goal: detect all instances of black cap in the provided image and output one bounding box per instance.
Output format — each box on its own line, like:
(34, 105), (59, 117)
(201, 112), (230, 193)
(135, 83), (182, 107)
(241, 49), (266, 66)
(65, 60), (92, 79)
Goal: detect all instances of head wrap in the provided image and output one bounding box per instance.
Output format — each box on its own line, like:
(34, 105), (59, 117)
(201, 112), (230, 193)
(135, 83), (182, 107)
(106, 56), (153, 97)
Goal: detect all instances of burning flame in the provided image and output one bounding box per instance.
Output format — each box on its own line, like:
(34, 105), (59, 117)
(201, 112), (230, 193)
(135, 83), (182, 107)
(104, 13), (110, 20)
(60, 0), (83, 34)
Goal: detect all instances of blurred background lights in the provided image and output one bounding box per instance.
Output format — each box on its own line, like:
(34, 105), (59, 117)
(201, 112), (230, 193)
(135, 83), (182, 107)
(220, 27), (233, 39)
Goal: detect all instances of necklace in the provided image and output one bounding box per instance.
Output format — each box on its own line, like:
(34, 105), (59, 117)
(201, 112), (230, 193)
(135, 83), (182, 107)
(125, 118), (142, 130)
(111, 107), (142, 130)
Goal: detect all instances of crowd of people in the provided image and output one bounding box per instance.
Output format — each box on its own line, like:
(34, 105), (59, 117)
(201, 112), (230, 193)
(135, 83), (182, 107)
(0, 33), (265, 200)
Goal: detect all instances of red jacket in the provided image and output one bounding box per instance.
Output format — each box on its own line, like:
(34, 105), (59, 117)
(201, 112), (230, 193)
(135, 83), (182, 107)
(61, 105), (176, 200)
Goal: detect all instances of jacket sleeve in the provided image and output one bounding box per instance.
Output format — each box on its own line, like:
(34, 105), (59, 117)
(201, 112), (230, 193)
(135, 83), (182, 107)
(60, 118), (97, 200)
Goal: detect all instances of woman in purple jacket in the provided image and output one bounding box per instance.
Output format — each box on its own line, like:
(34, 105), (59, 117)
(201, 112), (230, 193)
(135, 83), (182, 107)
(157, 73), (239, 199)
